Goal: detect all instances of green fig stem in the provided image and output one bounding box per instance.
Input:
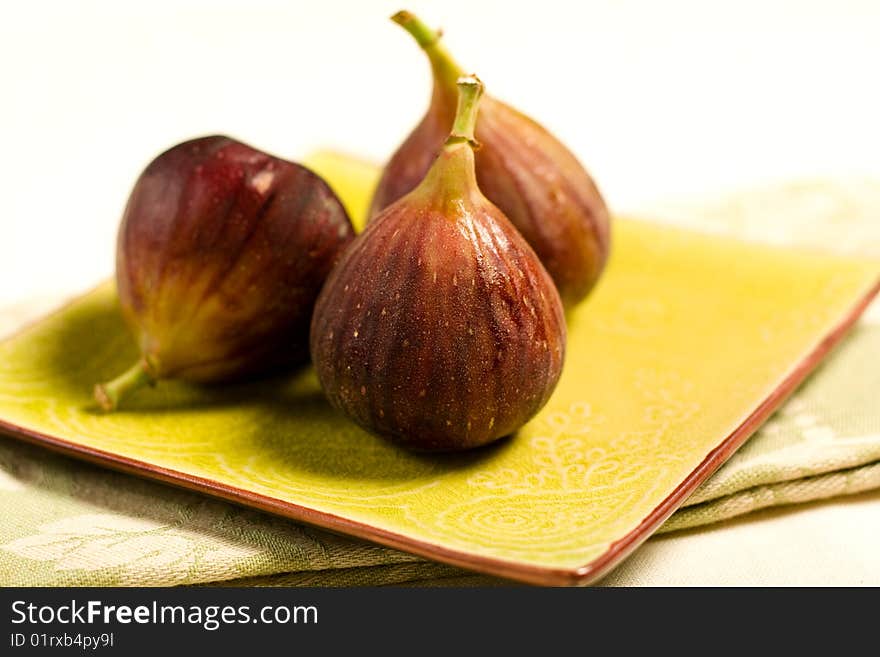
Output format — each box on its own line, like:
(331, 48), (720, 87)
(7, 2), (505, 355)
(391, 10), (464, 90)
(414, 75), (484, 203)
(391, 10), (439, 48)
(94, 358), (155, 412)
(447, 75), (484, 148)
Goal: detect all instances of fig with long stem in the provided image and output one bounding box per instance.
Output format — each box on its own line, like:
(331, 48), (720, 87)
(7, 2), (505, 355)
(371, 11), (611, 308)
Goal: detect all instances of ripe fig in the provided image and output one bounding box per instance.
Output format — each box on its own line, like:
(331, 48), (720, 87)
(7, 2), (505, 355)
(311, 76), (566, 451)
(370, 11), (611, 308)
(95, 136), (354, 411)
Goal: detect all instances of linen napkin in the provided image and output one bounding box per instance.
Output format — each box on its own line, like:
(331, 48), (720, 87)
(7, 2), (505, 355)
(640, 178), (880, 533)
(0, 178), (877, 586)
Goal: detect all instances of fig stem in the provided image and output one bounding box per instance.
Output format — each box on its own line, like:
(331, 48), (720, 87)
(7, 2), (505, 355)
(391, 10), (439, 48)
(94, 359), (154, 412)
(448, 75), (484, 147)
(391, 10), (463, 89)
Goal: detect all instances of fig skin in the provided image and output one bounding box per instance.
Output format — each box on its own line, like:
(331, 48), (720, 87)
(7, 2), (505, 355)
(96, 135), (354, 410)
(370, 11), (611, 308)
(311, 77), (566, 451)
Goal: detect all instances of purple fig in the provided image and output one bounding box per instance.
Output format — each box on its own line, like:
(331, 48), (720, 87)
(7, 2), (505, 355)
(311, 76), (566, 451)
(95, 136), (354, 411)
(370, 11), (611, 308)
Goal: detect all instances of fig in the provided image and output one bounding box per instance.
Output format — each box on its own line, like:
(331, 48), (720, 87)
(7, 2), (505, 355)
(95, 136), (354, 411)
(370, 11), (611, 308)
(310, 76), (566, 451)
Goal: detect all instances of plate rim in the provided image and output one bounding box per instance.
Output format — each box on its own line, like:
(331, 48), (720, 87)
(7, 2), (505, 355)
(0, 278), (877, 586)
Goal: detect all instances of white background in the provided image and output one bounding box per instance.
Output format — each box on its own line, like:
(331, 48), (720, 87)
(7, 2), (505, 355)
(2, 0), (880, 306)
(1, 1), (879, 585)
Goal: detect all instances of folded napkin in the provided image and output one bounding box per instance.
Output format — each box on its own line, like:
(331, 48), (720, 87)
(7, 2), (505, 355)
(0, 178), (877, 586)
(639, 178), (880, 534)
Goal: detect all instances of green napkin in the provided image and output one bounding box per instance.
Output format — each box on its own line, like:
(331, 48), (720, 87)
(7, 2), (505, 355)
(1, 179), (878, 586)
(639, 178), (880, 534)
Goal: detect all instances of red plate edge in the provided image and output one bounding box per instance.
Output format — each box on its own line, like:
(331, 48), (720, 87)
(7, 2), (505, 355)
(1, 277), (878, 587)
